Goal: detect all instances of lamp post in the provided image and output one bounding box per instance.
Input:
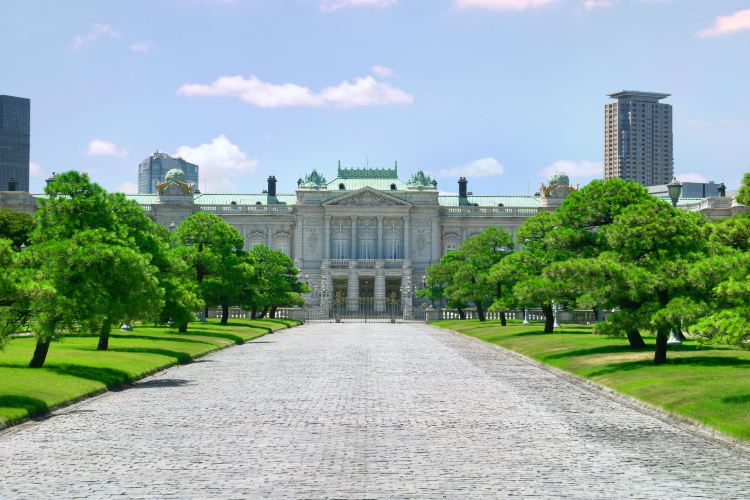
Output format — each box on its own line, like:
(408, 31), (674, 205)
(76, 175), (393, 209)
(667, 178), (683, 208)
(523, 307), (529, 324)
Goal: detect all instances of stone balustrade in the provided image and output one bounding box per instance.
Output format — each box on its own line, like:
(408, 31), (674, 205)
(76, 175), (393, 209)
(439, 206), (539, 217)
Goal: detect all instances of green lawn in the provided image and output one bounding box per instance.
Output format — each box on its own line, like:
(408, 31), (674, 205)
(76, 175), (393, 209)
(432, 319), (750, 442)
(0, 318), (299, 427)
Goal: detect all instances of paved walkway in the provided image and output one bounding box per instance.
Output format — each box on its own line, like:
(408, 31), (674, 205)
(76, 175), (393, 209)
(1, 323), (750, 498)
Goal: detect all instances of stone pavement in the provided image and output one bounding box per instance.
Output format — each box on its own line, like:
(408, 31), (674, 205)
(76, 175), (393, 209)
(1, 323), (750, 498)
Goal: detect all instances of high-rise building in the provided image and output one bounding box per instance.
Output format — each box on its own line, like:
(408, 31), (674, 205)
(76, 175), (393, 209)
(604, 90), (673, 186)
(0, 95), (30, 192)
(138, 151), (199, 193)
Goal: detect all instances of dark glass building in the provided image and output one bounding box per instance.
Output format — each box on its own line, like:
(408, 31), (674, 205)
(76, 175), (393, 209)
(0, 95), (30, 192)
(137, 151), (199, 193)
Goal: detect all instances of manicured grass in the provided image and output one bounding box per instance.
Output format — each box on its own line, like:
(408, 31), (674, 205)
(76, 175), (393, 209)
(432, 319), (750, 442)
(0, 318), (299, 427)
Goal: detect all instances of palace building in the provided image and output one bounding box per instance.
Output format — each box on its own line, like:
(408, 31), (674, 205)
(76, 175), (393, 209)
(127, 164), (559, 318)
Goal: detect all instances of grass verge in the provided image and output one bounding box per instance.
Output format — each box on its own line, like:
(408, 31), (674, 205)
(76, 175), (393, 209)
(432, 319), (750, 442)
(0, 318), (299, 428)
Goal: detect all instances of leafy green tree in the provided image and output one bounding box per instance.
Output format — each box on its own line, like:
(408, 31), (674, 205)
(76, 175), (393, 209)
(202, 251), (254, 325)
(0, 209), (35, 250)
(108, 194), (201, 333)
(736, 172), (750, 205)
(687, 213), (750, 346)
(491, 211), (565, 332)
(420, 251), (469, 318)
(0, 239), (29, 347)
(241, 245), (307, 319)
(455, 227), (514, 323)
(603, 201), (707, 364)
(176, 212), (244, 322)
(33, 171), (117, 242)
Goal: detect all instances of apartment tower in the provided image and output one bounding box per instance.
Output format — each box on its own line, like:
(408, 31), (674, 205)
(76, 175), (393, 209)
(604, 91), (673, 186)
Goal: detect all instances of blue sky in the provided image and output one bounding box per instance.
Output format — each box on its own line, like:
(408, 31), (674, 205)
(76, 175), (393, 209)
(2, 0), (749, 194)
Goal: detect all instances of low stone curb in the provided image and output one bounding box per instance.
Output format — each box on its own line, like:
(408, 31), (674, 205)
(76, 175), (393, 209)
(435, 325), (750, 455)
(0, 322), (300, 434)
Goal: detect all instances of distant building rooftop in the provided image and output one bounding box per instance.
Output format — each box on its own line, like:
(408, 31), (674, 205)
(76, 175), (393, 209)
(608, 90), (671, 102)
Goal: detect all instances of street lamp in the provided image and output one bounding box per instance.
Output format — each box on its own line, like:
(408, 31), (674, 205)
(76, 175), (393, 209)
(667, 178), (683, 208)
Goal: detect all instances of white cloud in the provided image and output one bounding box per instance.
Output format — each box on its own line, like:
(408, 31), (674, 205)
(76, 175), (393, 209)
(86, 139), (127, 157)
(319, 0), (397, 12)
(676, 172), (709, 184)
(116, 181), (139, 194)
(178, 74), (413, 109)
(541, 159), (601, 181)
(320, 76), (413, 108)
(371, 65), (395, 78)
(698, 9), (750, 38)
(437, 158), (505, 178)
(175, 135), (259, 192)
(71, 23), (121, 50)
(582, 0), (615, 10)
(29, 162), (43, 178)
(454, 0), (558, 11)
(129, 41), (155, 54)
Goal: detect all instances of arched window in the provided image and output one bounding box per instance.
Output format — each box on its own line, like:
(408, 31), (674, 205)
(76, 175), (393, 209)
(390, 183), (396, 190)
(339, 183), (345, 190)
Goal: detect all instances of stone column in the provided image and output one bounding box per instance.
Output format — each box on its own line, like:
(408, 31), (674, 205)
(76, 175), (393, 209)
(293, 219), (303, 261)
(266, 225), (273, 248)
(324, 216), (331, 260)
(431, 217), (441, 262)
(374, 268), (385, 312)
(377, 216), (384, 260)
(402, 216), (410, 260)
(350, 215), (358, 260)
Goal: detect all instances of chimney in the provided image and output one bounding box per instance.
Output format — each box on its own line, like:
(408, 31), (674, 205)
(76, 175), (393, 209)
(458, 177), (468, 198)
(267, 175), (277, 197)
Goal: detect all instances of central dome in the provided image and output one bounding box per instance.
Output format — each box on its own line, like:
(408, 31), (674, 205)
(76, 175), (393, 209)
(549, 171), (570, 186)
(165, 168), (186, 184)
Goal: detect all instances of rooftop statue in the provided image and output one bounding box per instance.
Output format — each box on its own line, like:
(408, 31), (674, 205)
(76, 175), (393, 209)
(407, 170), (436, 190)
(298, 169), (328, 189)
(157, 168), (194, 195)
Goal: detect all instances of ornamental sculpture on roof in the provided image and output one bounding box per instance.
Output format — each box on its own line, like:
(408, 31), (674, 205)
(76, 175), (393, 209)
(407, 170), (436, 190)
(156, 168), (194, 195)
(540, 170), (577, 204)
(298, 169), (328, 189)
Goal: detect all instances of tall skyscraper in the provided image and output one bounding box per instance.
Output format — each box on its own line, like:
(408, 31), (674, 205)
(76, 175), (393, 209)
(0, 95), (30, 192)
(138, 151), (199, 193)
(604, 90), (673, 186)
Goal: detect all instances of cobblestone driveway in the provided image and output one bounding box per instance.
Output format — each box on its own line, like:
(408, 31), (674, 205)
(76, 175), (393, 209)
(2, 323), (750, 498)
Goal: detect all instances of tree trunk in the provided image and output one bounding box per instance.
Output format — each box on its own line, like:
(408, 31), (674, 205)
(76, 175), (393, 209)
(654, 326), (669, 365)
(221, 303), (229, 325)
(476, 302), (486, 322)
(258, 306), (269, 319)
(29, 338), (51, 368)
(251, 306), (257, 319)
(178, 322), (188, 333)
(542, 303), (554, 333)
(626, 328), (647, 349)
(97, 318), (112, 351)
(269, 306), (277, 319)
(458, 308), (466, 320)
(500, 311), (507, 326)
(673, 322), (686, 341)
(592, 308), (600, 322)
